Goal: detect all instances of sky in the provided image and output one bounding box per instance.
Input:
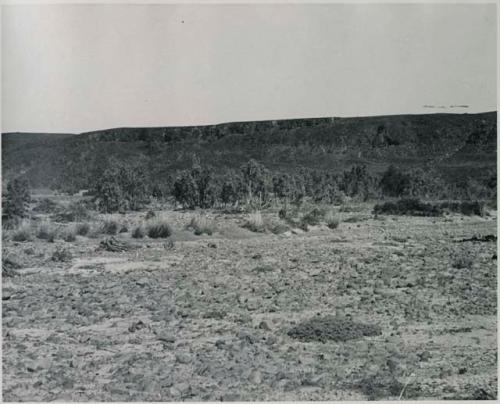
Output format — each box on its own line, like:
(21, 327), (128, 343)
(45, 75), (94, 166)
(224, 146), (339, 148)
(1, 3), (497, 133)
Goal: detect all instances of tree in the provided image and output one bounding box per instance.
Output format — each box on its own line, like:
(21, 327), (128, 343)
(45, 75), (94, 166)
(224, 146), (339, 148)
(3, 177), (31, 222)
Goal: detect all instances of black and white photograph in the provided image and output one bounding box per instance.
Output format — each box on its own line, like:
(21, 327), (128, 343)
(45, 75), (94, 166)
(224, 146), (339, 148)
(1, 1), (498, 401)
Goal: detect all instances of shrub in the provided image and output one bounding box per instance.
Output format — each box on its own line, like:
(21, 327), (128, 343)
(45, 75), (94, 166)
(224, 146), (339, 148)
(325, 211), (340, 229)
(119, 225), (129, 233)
(62, 228), (77, 242)
(147, 220), (173, 238)
(51, 246), (72, 262)
(189, 215), (215, 235)
(373, 198), (442, 217)
(12, 223), (33, 242)
(37, 223), (58, 242)
(242, 211), (265, 232)
(101, 220), (119, 235)
(145, 210), (156, 220)
(452, 251), (474, 269)
(132, 225), (146, 239)
(75, 223), (90, 236)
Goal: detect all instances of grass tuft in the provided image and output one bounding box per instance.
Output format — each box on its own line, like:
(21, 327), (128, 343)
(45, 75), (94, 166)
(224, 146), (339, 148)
(147, 220), (173, 238)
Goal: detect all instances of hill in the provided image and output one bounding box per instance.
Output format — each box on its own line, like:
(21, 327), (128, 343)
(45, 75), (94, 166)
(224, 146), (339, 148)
(2, 112), (496, 191)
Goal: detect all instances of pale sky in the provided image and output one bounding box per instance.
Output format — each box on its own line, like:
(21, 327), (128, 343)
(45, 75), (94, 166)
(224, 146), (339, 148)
(1, 3), (497, 133)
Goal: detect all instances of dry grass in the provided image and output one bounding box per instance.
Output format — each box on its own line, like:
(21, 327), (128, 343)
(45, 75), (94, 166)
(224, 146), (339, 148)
(242, 211), (266, 232)
(325, 210), (341, 229)
(12, 222), (33, 242)
(37, 222), (58, 242)
(189, 215), (215, 235)
(132, 224), (146, 239)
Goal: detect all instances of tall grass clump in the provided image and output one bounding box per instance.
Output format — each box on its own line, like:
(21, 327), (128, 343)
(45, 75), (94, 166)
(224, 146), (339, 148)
(12, 222), (33, 242)
(37, 222), (58, 242)
(325, 210), (340, 229)
(62, 227), (77, 242)
(147, 220), (173, 238)
(242, 211), (265, 232)
(189, 215), (215, 235)
(75, 222), (90, 236)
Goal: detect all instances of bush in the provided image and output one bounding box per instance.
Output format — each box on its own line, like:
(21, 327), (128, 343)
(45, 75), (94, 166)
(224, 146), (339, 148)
(62, 227), (77, 242)
(373, 198), (442, 217)
(119, 225), (129, 233)
(132, 225), (146, 239)
(147, 220), (173, 238)
(37, 223), (57, 242)
(189, 215), (215, 235)
(101, 220), (119, 235)
(325, 210), (340, 229)
(12, 223), (33, 242)
(242, 211), (265, 232)
(452, 251), (474, 269)
(75, 223), (90, 236)
(51, 246), (73, 262)
(145, 210), (156, 220)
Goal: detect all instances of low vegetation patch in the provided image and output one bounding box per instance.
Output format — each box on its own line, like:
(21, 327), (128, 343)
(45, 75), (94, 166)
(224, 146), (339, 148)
(373, 198), (442, 217)
(75, 223), (90, 236)
(188, 215), (215, 235)
(53, 201), (91, 222)
(301, 207), (326, 226)
(439, 200), (485, 216)
(252, 264), (274, 273)
(2, 255), (21, 277)
(452, 251), (474, 269)
(147, 220), (173, 238)
(51, 246), (72, 262)
(100, 237), (136, 252)
(288, 316), (382, 342)
(33, 197), (60, 214)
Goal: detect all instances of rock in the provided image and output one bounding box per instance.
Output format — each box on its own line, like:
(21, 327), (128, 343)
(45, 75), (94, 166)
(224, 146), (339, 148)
(215, 339), (226, 349)
(128, 320), (146, 332)
(291, 228), (305, 235)
(136, 278), (150, 287)
(157, 332), (175, 343)
(258, 320), (271, 331)
(174, 382), (190, 396)
(249, 369), (262, 384)
(175, 352), (191, 364)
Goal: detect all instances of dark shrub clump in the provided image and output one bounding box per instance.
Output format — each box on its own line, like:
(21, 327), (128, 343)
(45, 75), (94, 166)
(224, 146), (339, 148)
(147, 221), (173, 238)
(101, 220), (119, 235)
(373, 198), (442, 217)
(288, 316), (382, 342)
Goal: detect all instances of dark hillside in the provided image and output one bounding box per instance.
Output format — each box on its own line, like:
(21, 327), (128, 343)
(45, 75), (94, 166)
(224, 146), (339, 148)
(2, 112), (496, 191)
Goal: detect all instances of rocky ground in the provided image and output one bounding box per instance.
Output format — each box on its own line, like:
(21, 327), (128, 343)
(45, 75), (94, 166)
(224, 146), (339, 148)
(2, 206), (497, 401)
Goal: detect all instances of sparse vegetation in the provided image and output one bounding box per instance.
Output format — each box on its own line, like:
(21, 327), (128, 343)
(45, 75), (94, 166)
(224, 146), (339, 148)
(54, 201), (91, 222)
(62, 227), (77, 242)
(51, 246), (72, 262)
(3, 177), (31, 224)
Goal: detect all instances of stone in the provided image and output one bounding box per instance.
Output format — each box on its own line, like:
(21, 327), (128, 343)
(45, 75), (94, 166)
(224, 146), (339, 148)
(249, 369), (262, 384)
(175, 352), (191, 364)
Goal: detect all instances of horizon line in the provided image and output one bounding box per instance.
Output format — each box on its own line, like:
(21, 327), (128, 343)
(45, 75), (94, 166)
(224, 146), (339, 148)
(2, 109), (497, 136)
